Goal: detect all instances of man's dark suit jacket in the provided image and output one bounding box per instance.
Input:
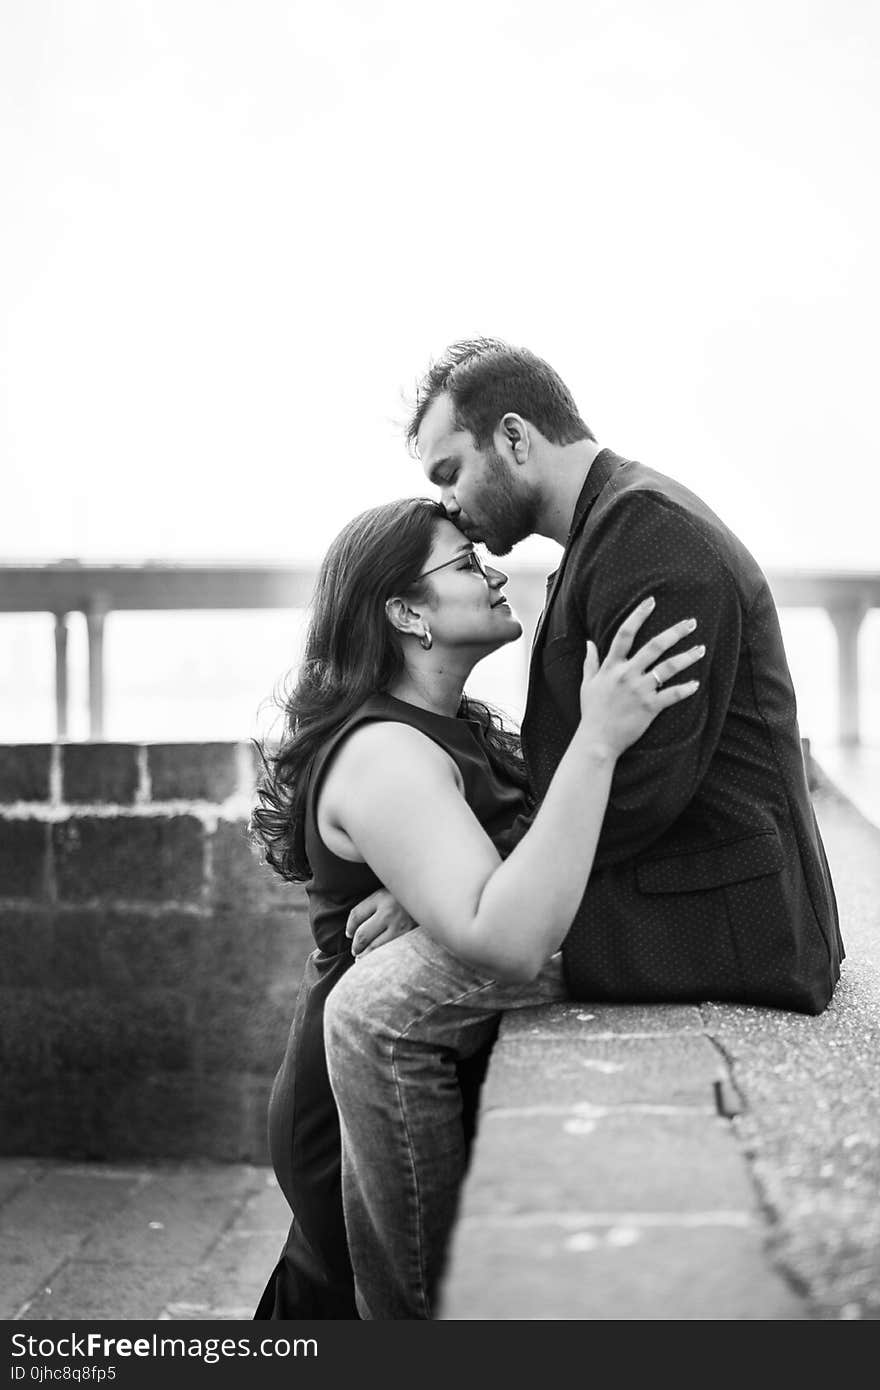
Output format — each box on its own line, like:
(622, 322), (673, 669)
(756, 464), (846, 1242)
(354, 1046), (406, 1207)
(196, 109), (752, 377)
(517, 449), (843, 1014)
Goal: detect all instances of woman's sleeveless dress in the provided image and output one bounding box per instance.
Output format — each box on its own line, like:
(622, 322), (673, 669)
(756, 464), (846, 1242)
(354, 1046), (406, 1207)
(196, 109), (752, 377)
(254, 693), (527, 1319)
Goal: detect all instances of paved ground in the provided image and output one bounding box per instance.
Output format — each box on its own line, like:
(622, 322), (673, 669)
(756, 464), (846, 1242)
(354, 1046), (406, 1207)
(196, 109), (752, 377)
(2, 775), (878, 1322)
(0, 1159), (288, 1321)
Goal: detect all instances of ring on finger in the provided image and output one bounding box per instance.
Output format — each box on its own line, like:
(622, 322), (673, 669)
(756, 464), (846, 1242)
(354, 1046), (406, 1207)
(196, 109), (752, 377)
(652, 669), (664, 691)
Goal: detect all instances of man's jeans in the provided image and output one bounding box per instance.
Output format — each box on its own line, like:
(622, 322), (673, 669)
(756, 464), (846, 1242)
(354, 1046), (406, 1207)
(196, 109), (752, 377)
(323, 929), (569, 1319)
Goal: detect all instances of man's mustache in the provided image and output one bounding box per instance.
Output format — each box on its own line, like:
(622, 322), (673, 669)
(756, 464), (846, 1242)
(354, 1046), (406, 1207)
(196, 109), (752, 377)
(440, 504), (475, 537)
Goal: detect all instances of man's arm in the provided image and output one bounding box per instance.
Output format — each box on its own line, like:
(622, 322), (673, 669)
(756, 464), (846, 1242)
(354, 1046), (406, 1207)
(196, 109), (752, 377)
(581, 492), (742, 866)
(497, 496), (741, 865)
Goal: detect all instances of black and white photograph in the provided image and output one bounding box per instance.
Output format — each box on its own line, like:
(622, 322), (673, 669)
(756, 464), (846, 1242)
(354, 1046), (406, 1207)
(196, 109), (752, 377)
(1, 0), (879, 1352)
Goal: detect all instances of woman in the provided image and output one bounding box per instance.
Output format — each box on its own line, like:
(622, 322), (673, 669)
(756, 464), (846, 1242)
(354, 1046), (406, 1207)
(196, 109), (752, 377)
(252, 497), (702, 1318)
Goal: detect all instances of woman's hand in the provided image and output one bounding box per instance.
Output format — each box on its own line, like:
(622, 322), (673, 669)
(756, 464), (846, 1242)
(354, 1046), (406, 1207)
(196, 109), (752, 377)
(345, 888), (417, 959)
(578, 597), (704, 756)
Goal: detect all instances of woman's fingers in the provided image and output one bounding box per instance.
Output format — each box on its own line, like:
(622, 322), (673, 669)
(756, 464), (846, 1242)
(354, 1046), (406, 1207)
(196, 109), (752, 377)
(629, 616), (698, 673)
(356, 927), (395, 957)
(648, 643), (706, 686)
(345, 895), (379, 938)
(350, 915), (384, 955)
(605, 596), (657, 660)
(579, 639), (600, 682)
(656, 678), (701, 707)
(352, 915), (416, 957)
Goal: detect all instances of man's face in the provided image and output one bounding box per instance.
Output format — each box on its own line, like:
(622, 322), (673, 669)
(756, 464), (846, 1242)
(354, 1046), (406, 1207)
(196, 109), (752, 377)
(416, 393), (537, 556)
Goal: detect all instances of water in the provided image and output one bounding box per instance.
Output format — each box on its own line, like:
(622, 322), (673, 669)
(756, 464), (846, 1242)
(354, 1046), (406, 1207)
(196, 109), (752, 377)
(1, 606), (879, 753)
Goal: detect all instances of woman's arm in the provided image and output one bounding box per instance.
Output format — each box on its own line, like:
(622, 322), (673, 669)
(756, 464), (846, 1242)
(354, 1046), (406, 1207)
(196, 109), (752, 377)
(320, 601), (703, 983)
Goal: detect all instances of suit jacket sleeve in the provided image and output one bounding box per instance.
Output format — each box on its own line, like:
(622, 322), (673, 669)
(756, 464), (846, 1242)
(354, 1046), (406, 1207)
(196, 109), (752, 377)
(581, 491), (742, 866)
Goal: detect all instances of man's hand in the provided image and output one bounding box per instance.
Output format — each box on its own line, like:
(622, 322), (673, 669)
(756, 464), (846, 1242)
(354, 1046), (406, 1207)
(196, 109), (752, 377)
(345, 889), (417, 958)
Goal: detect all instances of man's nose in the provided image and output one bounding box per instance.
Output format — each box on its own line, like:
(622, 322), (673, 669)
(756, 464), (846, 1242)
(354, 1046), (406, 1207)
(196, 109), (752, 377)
(441, 487), (461, 517)
(486, 565), (508, 588)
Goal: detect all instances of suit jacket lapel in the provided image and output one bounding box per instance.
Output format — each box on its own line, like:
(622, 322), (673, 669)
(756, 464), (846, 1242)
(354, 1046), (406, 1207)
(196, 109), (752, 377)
(530, 569), (560, 656)
(527, 449), (623, 678)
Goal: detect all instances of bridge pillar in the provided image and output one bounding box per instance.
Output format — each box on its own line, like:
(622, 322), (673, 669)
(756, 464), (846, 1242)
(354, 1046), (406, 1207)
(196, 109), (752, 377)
(829, 601), (869, 746)
(54, 612), (69, 740)
(86, 596), (110, 740)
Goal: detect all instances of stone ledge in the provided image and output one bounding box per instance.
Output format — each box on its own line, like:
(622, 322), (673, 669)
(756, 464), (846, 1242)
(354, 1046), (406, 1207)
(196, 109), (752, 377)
(438, 1002), (804, 1320)
(438, 786), (876, 1320)
(438, 1219), (804, 1320)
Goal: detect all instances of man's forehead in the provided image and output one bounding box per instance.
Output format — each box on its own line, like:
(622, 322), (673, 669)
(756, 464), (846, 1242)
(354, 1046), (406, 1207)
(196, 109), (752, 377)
(416, 392), (462, 462)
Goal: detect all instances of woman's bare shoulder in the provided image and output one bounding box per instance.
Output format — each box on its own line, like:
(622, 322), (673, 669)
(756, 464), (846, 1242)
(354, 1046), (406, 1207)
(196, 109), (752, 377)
(321, 717), (462, 802)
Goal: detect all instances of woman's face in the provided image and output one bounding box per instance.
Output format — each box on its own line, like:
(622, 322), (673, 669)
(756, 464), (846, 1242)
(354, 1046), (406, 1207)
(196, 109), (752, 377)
(417, 518), (523, 654)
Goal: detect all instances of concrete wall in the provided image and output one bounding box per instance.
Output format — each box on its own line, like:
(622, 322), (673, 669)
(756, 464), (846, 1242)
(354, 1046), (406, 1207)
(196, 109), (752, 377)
(0, 737), (820, 1167)
(0, 743), (311, 1162)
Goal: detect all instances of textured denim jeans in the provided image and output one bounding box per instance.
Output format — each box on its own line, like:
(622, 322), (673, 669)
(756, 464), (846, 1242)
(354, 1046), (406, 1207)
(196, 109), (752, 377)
(323, 929), (568, 1319)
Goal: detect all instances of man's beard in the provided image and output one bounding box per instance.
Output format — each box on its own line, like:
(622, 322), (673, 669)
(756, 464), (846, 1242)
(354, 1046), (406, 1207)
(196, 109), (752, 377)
(458, 446), (539, 556)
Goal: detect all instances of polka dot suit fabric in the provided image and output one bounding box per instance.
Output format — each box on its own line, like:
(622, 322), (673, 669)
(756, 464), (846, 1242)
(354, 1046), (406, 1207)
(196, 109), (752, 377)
(518, 450), (844, 1015)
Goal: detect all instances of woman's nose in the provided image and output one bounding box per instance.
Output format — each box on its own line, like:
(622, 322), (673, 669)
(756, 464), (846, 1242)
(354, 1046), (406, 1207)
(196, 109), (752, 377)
(487, 565), (508, 587)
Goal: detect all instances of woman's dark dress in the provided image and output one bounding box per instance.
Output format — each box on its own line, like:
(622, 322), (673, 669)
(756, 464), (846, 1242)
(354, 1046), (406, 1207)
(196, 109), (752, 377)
(254, 694), (527, 1319)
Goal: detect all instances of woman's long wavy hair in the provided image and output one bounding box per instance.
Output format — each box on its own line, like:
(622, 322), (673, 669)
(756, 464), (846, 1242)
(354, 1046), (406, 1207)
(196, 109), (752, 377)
(251, 497), (528, 882)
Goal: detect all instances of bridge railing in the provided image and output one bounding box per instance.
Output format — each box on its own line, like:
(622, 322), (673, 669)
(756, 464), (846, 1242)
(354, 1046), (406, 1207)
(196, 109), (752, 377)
(2, 562), (878, 744)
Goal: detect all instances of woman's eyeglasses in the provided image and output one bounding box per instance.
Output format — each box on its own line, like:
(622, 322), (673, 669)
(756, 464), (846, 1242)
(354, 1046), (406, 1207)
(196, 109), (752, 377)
(419, 550), (490, 581)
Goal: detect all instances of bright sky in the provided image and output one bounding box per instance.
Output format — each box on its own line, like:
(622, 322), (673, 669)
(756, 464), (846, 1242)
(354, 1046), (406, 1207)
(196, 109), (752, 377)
(2, 0), (879, 572)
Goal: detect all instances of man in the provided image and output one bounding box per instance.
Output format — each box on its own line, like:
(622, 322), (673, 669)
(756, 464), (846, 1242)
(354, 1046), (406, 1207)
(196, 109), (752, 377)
(324, 338), (843, 1318)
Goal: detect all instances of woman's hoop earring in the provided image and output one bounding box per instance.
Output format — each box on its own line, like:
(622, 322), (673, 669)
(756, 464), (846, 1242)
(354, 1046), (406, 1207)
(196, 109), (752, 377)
(419, 624), (433, 652)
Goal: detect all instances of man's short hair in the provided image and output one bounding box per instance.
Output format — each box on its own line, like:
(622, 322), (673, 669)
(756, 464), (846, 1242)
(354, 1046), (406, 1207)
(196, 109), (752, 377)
(406, 337), (596, 453)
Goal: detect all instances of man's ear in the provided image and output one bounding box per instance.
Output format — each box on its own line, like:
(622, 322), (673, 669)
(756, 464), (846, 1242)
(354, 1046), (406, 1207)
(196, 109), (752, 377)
(495, 412), (530, 466)
(384, 596), (423, 637)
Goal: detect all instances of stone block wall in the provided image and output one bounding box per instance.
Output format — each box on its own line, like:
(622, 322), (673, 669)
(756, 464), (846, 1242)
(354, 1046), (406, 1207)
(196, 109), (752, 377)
(0, 743), (311, 1162)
